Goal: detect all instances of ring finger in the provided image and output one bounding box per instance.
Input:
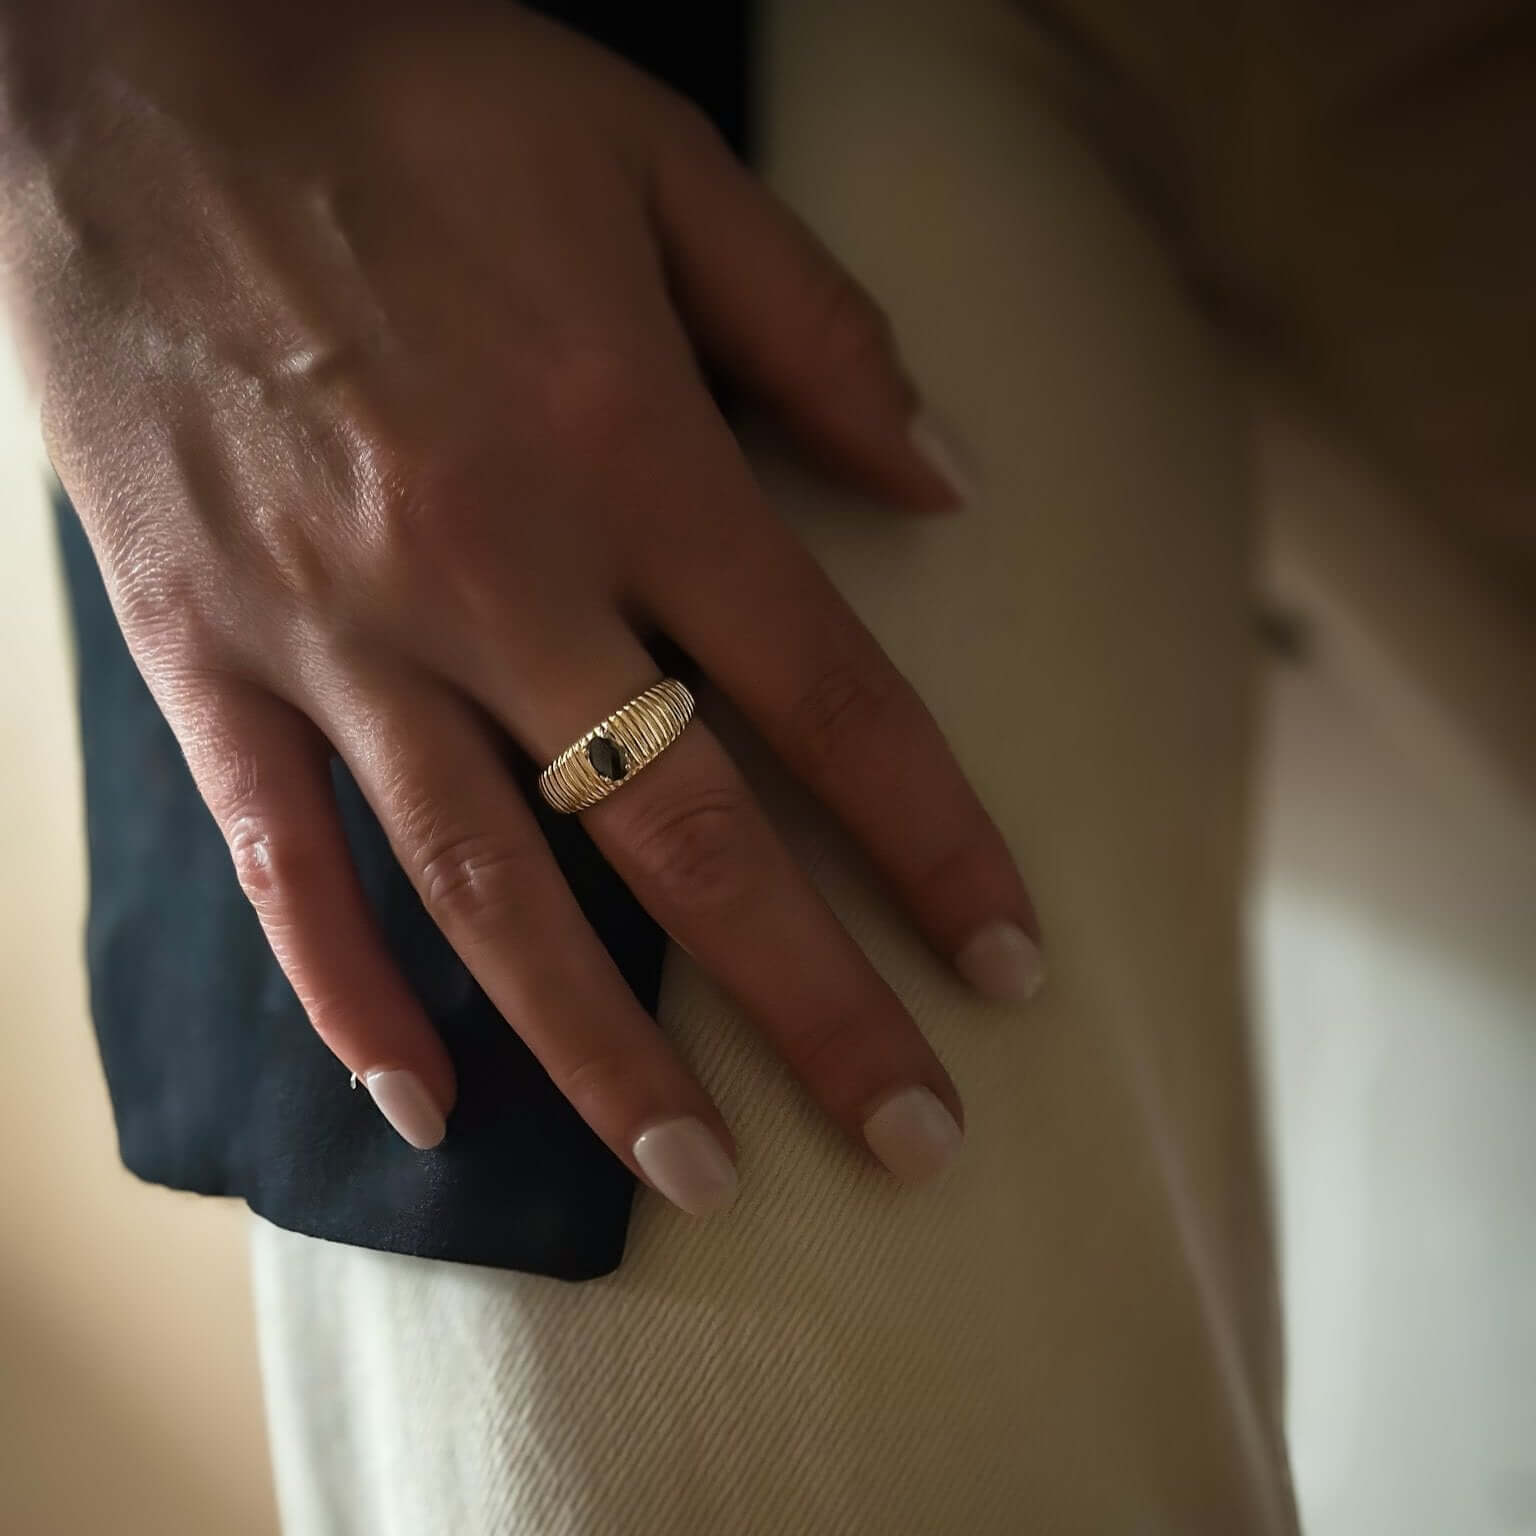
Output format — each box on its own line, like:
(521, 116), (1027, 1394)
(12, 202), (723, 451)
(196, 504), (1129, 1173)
(317, 663), (742, 1217)
(469, 625), (969, 1188)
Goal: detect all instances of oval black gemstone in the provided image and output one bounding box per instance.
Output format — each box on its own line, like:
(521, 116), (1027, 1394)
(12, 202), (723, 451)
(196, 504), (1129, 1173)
(587, 735), (628, 782)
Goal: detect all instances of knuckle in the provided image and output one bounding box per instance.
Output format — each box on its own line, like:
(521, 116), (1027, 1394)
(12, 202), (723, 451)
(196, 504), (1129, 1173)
(197, 740), (310, 919)
(789, 657), (910, 772)
(372, 448), (497, 592)
(135, 643), (231, 725)
(111, 559), (232, 670)
(533, 341), (653, 454)
(257, 515), (349, 614)
(225, 813), (316, 920)
(555, 1047), (643, 1125)
(781, 1011), (886, 1111)
(416, 825), (537, 937)
(353, 448), (521, 641)
(115, 567), (204, 646)
(907, 834), (1007, 924)
(620, 783), (760, 917)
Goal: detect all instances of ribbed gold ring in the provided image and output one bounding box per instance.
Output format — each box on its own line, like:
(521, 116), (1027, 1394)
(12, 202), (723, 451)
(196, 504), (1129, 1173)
(538, 678), (696, 814)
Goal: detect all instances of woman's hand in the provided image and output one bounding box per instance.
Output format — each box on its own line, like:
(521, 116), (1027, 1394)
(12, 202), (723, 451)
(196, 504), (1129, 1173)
(2, 0), (1042, 1213)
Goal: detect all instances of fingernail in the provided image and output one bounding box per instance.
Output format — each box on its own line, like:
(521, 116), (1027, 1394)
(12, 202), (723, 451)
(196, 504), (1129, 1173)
(633, 1117), (738, 1217)
(908, 407), (978, 505)
(364, 1069), (447, 1150)
(955, 920), (1047, 1003)
(863, 1086), (964, 1183)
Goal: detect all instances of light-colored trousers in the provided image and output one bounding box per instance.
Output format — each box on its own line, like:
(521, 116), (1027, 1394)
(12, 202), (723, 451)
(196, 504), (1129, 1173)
(251, 2), (1298, 1530)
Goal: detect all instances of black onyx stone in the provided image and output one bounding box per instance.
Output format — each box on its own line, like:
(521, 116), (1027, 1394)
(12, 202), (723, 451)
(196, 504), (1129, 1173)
(586, 735), (628, 782)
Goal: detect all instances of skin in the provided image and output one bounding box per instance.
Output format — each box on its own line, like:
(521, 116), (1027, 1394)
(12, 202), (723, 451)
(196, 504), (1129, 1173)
(0, 0), (1040, 1206)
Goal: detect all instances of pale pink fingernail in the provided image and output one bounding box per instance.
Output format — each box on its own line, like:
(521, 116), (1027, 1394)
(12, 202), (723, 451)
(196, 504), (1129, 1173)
(633, 1117), (738, 1216)
(364, 1069), (447, 1150)
(956, 920), (1047, 1003)
(908, 407), (978, 504)
(863, 1086), (964, 1184)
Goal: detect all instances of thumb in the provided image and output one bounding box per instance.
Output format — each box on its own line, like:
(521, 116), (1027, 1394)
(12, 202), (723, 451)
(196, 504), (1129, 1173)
(649, 110), (975, 510)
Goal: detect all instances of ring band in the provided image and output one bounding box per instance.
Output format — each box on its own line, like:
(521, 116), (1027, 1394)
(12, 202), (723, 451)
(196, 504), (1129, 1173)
(538, 678), (696, 814)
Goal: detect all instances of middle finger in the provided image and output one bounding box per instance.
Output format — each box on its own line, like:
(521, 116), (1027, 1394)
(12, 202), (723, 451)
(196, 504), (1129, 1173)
(472, 629), (968, 1186)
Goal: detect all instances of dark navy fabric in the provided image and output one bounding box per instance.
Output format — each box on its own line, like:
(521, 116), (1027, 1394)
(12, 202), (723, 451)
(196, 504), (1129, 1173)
(54, 2), (754, 1280)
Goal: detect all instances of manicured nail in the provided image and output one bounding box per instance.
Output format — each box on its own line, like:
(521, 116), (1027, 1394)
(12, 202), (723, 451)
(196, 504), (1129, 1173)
(633, 1117), (738, 1217)
(364, 1069), (447, 1150)
(955, 920), (1046, 1003)
(908, 407), (978, 505)
(863, 1086), (964, 1183)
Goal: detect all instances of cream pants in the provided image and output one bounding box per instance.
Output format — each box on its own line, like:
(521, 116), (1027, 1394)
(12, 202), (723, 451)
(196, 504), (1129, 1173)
(250, 2), (1298, 1530)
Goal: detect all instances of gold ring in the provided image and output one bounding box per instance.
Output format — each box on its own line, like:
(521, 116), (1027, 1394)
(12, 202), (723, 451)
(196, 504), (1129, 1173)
(538, 678), (696, 814)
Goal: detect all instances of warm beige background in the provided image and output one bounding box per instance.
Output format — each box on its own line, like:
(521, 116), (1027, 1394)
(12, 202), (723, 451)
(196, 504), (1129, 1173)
(0, 331), (277, 1536)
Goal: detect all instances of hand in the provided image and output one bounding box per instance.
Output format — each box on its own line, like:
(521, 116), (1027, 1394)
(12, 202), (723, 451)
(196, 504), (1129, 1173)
(4, 0), (1042, 1213)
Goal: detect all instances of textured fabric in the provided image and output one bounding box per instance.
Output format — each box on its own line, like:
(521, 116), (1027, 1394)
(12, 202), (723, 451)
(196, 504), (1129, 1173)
(52, 0), (751, 1278)
(250, 3), (1298, 1528)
